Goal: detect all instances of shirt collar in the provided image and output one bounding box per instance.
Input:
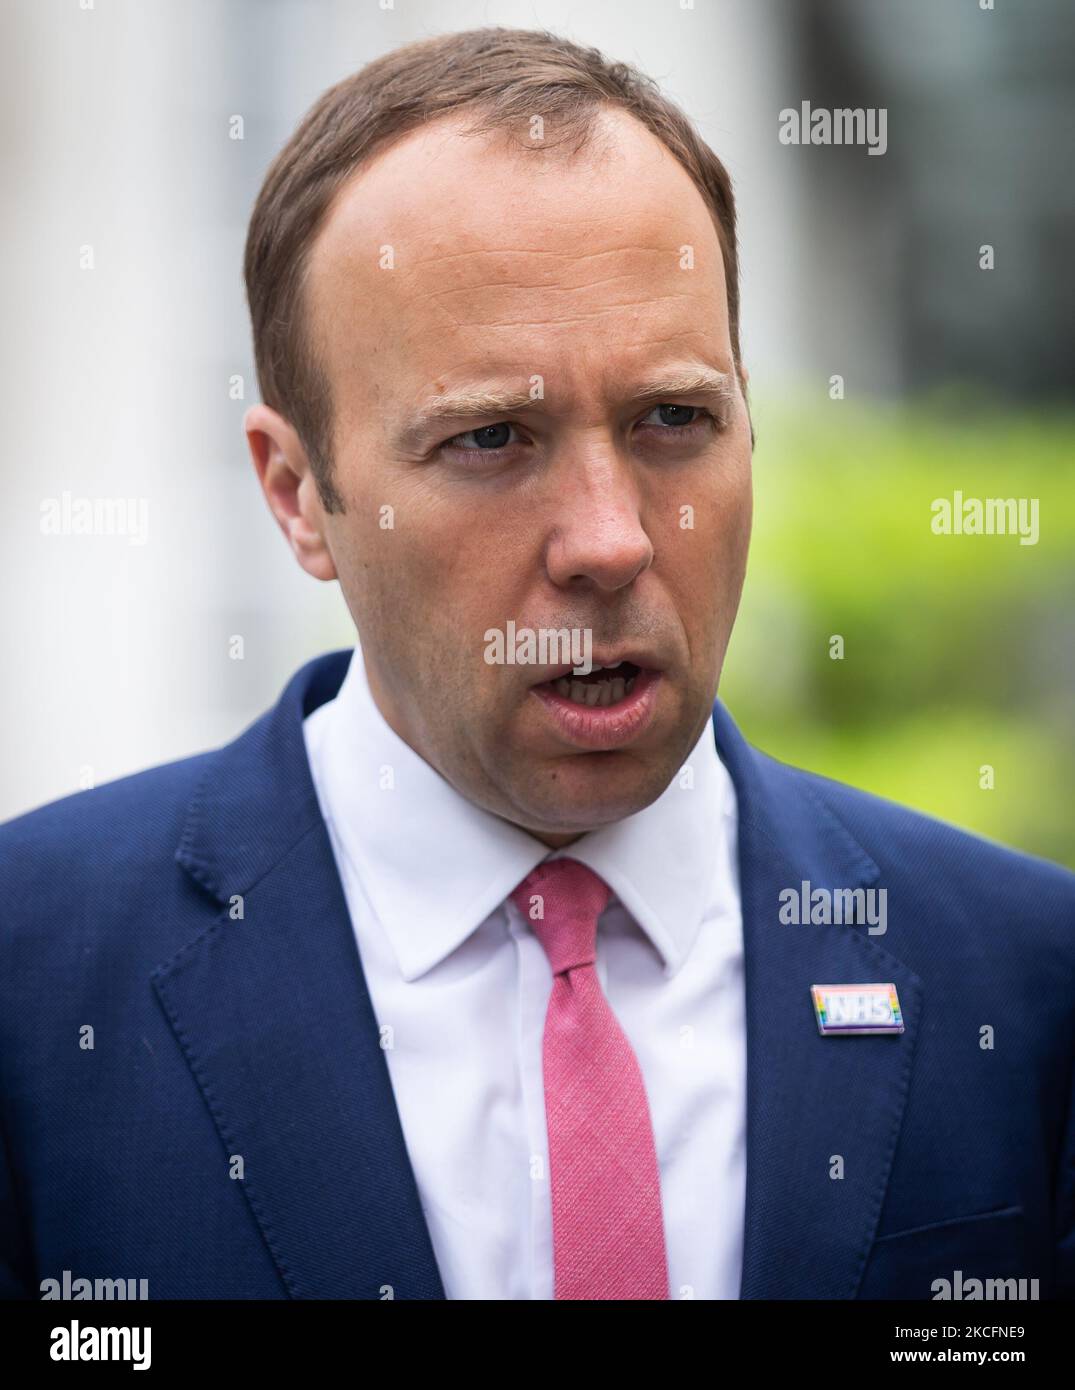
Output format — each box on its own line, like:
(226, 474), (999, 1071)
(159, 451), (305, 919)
(303, 646), (736, 982)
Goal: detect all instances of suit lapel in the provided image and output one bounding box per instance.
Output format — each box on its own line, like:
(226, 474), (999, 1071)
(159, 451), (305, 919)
(154, 650), (445, 1300)
(712, 704), (922, 1299)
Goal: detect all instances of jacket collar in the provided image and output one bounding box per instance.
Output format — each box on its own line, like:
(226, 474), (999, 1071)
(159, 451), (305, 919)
(160, 649), (919, 1300)
(173, 649), (350, 905)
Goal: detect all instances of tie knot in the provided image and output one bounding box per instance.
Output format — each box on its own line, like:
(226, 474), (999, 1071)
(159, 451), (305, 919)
(510, 857), (611, 975)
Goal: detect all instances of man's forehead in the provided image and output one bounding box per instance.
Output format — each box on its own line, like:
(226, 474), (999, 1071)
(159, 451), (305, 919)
(306, 109), (730, 405)
(309, 108), (721, 295)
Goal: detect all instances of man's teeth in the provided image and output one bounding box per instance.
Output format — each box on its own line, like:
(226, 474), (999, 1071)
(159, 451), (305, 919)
(552, 674), (635, 706)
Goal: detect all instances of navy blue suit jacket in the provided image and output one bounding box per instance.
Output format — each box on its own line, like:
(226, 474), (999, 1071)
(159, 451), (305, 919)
(1, 649), (1073, 1299)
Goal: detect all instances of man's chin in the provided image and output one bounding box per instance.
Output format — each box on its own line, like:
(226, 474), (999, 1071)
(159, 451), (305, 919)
(502, 748), (681, 842)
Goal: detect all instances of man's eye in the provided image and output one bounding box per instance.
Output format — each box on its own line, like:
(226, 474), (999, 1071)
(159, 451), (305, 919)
(443, 422), (519, 452)
(639, 403), (713, 431)
(438, 405), (714, 459)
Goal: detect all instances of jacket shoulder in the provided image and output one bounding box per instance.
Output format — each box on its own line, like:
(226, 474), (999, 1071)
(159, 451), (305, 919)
(0, 751), (214, 892)
(767, 752), (1075, 926)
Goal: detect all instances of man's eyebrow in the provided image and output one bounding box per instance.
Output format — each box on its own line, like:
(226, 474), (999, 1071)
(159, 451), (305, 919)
(630, 366), (737, 406)
(401, 387), (539, 447)
(396, 365), (737, 451)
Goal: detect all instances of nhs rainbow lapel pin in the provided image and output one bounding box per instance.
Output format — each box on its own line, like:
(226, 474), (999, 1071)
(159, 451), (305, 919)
(811, 983), (904, 1036)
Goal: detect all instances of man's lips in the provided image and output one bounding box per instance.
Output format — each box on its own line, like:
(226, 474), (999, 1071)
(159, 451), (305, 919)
(527, 648), (666, 687)
(529, 664), (663, 750)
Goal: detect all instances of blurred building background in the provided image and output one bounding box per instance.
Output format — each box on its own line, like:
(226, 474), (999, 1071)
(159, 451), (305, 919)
(2, 0), (1072, 863)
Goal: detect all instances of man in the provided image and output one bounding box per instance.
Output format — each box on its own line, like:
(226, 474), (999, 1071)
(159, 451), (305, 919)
(1, 27), (1073, 1302)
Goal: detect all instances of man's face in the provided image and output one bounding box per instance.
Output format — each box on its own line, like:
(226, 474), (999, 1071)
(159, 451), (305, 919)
(303, 108), (752, 844)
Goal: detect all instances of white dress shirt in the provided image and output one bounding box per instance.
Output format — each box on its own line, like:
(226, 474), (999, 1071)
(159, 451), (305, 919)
(301, 644), (746, 1300)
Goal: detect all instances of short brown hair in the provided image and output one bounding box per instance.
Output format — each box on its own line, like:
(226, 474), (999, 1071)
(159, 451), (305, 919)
(243, 26), (742, 513)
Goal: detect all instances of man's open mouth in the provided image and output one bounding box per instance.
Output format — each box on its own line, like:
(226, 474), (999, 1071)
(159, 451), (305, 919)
(536, 660), (641, 708)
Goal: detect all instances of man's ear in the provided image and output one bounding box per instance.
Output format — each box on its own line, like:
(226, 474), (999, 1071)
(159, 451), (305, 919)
(244, 403), (338, 582)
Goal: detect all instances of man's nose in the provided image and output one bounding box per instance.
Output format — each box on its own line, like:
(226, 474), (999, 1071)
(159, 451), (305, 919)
(544, 452), (654, 593)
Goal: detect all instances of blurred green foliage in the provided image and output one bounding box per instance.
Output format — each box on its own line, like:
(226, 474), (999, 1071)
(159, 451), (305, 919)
(720, 392), (1075, 868)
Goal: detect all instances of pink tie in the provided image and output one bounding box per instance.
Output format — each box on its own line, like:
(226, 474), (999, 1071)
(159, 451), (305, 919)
(511, 857), (670, 1300)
